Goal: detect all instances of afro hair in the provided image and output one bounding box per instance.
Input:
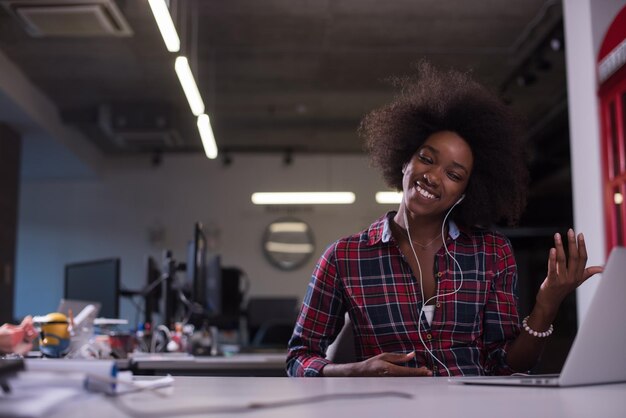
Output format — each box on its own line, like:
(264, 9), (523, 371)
(361, 62), (529, 227)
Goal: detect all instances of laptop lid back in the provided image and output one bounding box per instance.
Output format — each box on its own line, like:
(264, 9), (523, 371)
(559, 246), (626, 386)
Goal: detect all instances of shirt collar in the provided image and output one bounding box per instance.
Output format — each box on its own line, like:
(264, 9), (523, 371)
(369, 211), (462, 245)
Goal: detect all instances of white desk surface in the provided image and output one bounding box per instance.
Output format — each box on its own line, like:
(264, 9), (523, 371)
(47, 376), (626, 418)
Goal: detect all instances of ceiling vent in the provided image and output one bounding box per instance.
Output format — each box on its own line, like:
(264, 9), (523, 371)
(1, 0), (133, 37)
(98, 104), (182, 151)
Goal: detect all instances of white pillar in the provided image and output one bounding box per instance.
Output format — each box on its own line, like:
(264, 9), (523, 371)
(563, 0), (626, 323)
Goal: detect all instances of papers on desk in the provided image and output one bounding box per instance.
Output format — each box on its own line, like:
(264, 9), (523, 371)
(0, 385), (84, 418)
(0, 358), (174, 418)
(26, 358), (118, 394)
(115, 373), (174, 395)
(1, 370), (89, 418)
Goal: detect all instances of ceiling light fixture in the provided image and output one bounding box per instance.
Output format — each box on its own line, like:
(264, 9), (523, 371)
(265, 242), (315, 254)
(375, 191), (403, 204)
(269, 222), (309, 233)
(175, 56), (205, 116)
(148, 0), (180, 52)
(197, 114), (218, 159)
(251, 192), (356, 205)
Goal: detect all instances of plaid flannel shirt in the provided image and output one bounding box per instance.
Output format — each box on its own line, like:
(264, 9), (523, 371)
(287, 212), (521, 377)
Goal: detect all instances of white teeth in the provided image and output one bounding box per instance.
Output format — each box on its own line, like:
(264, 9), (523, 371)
(415, 183), (436, 199)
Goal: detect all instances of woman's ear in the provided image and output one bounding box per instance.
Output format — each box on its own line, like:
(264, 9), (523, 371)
(401, 163), (408, 174)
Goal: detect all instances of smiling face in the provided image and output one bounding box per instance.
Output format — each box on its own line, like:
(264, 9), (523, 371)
(401, 131), (474, 220)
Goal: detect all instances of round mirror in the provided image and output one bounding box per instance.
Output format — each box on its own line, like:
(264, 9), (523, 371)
(263, 218), (315, 270)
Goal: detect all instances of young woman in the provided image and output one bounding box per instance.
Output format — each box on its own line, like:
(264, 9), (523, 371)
(286, 63), (602, 377)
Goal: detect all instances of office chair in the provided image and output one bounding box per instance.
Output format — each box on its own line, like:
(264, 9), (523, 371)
(246, 297), (299, 348)
(250, 320), (295, 348)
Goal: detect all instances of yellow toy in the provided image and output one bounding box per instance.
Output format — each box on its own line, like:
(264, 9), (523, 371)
(39, 312), (70, 358)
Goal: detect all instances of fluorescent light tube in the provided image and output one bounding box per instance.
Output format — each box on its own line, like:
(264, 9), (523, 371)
(269, 222), (309, 233)
(251, 192), (356, 205)
(148, 0), (180, 52)
(197, 114), (218, 159)
(175, 56), (205, 116)
(265, 242), (315, 254)
(375, 191), (403, 204)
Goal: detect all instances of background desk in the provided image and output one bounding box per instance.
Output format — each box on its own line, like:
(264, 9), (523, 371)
(131, 353), (287, 376)
(48, 376), (626, 418)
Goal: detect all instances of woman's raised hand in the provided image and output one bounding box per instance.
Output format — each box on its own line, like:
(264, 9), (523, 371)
(536, 229), (603, 315)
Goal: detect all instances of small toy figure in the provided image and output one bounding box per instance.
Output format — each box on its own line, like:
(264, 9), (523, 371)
(39, 313), (70, 358)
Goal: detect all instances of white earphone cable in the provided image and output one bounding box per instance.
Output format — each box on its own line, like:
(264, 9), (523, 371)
(403, 197), (464, 376)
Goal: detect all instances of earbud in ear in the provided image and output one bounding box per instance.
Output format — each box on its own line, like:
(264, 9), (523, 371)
(456, 194), (466, 204)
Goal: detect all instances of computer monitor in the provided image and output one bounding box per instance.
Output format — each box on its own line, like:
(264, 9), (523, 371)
(221, 267), (243, 317)
(187, 222), (207, 305)
(64, 258), (120, 318)
(204, 254), (222, 316)
(186, 222), (223, 316)
(158, 222), (224, 328)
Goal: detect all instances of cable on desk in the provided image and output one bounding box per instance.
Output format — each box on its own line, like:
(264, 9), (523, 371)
(111, 390), (414, 417)
(85, 372), (174, 397)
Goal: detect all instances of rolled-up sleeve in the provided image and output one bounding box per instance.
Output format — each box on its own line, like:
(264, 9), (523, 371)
(286, 243), (345, 377)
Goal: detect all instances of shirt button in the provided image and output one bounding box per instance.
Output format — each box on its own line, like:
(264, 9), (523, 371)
(436, 272), (443, 277)
(426, 334), (432, 340)
(435, 302), (441, 308)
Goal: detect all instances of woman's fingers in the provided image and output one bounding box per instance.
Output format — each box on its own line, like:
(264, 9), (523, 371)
(541, 229), (603, 309)
(553, 230), (594, 284)
(378, 351), (415, 364)
(554, 233), (567, 281)
(374, 352), (432, 376)
(573, 233), (588, 281)
(580, 266), (604, 285)
(566, 229), (581, 281)
(388, 365), (432, 376)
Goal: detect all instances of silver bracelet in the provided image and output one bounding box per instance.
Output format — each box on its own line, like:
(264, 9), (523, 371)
(522, 316), (554, 338)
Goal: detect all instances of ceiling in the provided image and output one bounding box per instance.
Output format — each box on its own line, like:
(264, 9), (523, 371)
(0, 0), (570, 226)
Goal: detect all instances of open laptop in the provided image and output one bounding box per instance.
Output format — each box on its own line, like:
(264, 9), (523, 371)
(57, 299), (101, 320)
(452, 246), (626, 387)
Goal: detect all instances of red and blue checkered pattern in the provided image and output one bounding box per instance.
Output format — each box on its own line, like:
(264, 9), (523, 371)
(287, 212), (521, 377)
